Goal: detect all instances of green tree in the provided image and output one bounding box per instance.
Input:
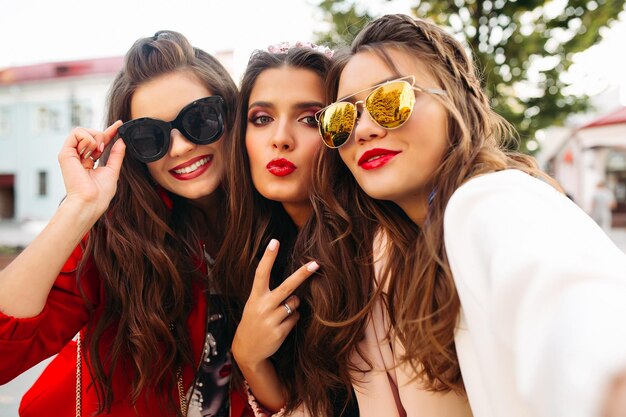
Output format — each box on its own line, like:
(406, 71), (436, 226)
(315, 0), (375, 48)
(315, 0), (626, 153)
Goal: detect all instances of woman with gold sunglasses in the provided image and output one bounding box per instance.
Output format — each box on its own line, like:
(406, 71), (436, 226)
(310, 13), (626, 417)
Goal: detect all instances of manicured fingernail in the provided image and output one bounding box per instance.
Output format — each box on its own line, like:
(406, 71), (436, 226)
(307, 261), (319, 272)
(268, 239), (278, 251)
(99, 143), (104, 152)
(79, 147), (86, 156)
(83, 150), (92, 160)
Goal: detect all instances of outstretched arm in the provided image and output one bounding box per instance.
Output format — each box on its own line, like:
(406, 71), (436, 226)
(602, 371), (626, 417)
(0, 122), (125, 318)
(444, 170), (626, 417)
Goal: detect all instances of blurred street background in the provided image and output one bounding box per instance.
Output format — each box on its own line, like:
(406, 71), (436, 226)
(2, 0), (626, 415)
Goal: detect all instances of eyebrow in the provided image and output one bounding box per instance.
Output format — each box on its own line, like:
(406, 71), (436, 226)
(248, 101), (324, 111)
(294, 101), (325, 109)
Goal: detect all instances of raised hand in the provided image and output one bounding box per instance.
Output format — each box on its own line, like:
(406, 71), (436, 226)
(0, 121), (126, 318)
(232, 239), (319, 368)
(58, 121), (126, 220)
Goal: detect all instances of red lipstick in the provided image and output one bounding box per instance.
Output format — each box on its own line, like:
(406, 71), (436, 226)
(169, 154), (213, 180)
(266, 158), (297, 177)
(357, 148), (401, 170)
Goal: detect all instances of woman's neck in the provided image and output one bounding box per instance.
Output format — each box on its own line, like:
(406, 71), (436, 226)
(282, 201), (312, 229)
(195, 188), (224, 218)
(192, 188), (225, 250)
(395, 192), (431, 228)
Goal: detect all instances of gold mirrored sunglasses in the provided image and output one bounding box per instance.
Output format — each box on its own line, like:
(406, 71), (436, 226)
(315, 75), (446, 148)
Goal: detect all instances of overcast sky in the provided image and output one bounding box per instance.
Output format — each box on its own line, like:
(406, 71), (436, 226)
(0, 0), (323, 78)
(0, 0), (624, 105)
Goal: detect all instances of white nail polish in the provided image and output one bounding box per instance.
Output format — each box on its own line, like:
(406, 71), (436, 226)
(307, 261), (319, 272)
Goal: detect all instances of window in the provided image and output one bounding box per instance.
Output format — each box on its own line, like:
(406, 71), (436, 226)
(70, 103), (92, 127)
(0, 108), (9, 136)
(36, 106), (60, 132)
(0, 174), (15, 218)
(38, 171), (47, 196)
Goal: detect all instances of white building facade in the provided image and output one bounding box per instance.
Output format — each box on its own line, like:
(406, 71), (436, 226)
(0, 58), (123, 222)
(0, 51), (235, 223)
(541, 107), (626, 227)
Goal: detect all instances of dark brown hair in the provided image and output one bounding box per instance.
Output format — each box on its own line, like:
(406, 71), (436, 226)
(315, 14), (552, 395)
(78, 30), (237, 414)
(215, 47), (372, 416)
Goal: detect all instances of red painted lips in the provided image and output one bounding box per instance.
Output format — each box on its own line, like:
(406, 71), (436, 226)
(266, 158), (297, 176)
(169, 154), (213, 180)
(357, 148), (401, 170)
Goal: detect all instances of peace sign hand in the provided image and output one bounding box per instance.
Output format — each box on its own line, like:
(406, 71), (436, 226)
(232, 239), (319, 367)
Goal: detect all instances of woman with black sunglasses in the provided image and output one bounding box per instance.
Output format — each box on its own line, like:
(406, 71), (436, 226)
(213, 44), (362, 417)
(0, 31), (247, 417)
(310, 13), (626, 417)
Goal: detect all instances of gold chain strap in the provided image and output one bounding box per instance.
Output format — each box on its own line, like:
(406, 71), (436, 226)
(75, 332), (82, 417)
(176, 366), (188, 416)
(75, 330), (187, 417)
(171, 322), (188, 416)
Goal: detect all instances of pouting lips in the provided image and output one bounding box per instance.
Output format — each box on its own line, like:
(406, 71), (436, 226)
(266, 158), (297, 176)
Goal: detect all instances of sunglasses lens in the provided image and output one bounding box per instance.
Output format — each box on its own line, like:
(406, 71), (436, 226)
(182, 99), (224, 143)
(318, 102), (356, 148)
(365, 81), (415, 129)
(122, 122), (168, 162)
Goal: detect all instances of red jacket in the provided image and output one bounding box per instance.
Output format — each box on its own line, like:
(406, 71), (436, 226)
(0, 244), (249, 417)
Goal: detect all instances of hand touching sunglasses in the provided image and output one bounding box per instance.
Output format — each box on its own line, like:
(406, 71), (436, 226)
(118, 96), (226, 163)
(315, 76), (446, 148)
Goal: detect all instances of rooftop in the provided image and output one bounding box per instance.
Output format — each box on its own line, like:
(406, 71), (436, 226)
(581, 106), (626, 129)
(0, 56), (123, 85)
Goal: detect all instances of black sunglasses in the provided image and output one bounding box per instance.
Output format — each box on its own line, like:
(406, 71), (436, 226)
(118, 95), (226, 163)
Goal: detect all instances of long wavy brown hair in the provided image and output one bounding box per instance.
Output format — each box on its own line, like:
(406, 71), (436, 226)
(313, 14), (556, 395)
(77, 31), (237, 415)
(214, 48), (374, 416)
